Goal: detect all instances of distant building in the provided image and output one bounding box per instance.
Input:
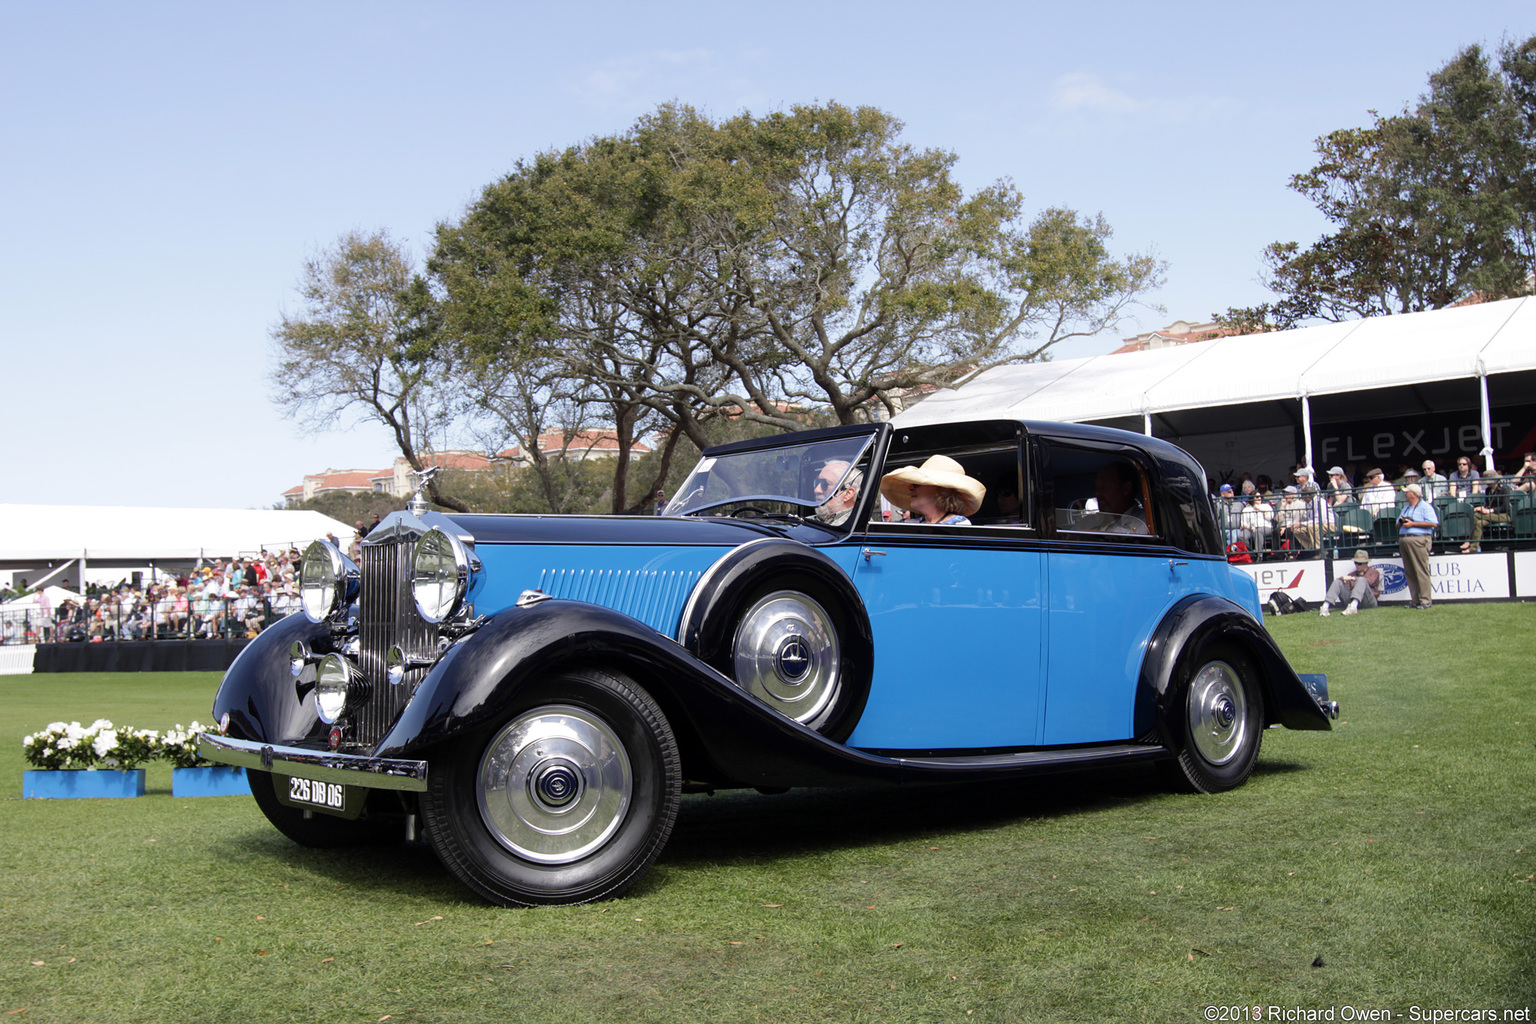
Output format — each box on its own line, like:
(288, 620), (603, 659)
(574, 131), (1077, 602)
(282, 433), (651, 506)
(1111, 319), (1236, 355)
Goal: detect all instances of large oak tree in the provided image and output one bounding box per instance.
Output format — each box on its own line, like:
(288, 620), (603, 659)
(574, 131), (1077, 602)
(1221, 35), (1536, 331)
(431, 101), (1163, 511)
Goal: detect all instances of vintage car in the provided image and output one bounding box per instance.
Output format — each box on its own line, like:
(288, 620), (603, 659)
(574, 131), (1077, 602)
(201, 419), (1337, 906)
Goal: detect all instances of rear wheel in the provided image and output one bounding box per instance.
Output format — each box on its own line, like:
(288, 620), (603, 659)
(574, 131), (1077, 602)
(1172, 644), (1264, 793)
(421, 667), (681, 907)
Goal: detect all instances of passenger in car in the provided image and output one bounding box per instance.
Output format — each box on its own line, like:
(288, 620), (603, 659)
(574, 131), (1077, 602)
(879, 455), (985, 525)
(1073, 463), (1148, 535)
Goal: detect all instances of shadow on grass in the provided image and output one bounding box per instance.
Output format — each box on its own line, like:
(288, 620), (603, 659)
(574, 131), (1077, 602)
(663, 762), (1177, 867)
(210, 758), (1315, 902)
(209, 826), (469, 902)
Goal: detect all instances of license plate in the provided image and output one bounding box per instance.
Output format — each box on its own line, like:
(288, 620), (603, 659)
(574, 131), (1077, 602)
(279, 775), (353, 815)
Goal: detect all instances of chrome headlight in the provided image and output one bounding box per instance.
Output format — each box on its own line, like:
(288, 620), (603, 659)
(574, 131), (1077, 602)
(314, 654), (367, 724)
(299, 539), (354, 623)
(411, 528), (474, 623)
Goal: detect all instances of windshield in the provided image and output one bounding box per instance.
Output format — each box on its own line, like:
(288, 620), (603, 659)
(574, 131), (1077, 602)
(666, 434), (876, 520)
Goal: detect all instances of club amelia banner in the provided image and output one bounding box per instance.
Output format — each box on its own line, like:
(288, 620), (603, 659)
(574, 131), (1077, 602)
(1235, 552), (1518, 604)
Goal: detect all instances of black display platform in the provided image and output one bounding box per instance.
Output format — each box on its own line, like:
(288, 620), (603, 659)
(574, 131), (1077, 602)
(33, 639), (251, 673)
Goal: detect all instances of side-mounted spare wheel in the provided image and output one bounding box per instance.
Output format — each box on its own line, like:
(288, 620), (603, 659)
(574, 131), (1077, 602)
(420, 666), (681, 907)
(1171, 642), (1264, 793)
(731, 585), (845, 733)
(682, 542), (873, 743)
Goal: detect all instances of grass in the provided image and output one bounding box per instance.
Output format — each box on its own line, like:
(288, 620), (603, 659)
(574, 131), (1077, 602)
(2, 603), (1533, 1023)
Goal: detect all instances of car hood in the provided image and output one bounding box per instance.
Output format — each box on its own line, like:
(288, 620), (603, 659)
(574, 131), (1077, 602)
(440, 512), (829, 547)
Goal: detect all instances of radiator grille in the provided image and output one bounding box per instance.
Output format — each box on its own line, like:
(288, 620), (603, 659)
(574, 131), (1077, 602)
(356, 529), (438, 745)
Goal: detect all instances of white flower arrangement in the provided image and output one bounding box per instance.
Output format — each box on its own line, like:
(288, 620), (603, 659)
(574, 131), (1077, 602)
(159, 722), (210, 770)
(22, 720), (161, 770)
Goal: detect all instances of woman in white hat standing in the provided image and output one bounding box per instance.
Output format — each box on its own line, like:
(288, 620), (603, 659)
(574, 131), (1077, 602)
(879, 455), (986, 526)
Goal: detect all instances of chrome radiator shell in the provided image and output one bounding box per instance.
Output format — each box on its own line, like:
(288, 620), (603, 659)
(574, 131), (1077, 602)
(355, 516), (440, 745)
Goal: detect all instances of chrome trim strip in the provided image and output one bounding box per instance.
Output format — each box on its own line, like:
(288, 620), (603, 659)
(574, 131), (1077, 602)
(198, 733), (428, 792)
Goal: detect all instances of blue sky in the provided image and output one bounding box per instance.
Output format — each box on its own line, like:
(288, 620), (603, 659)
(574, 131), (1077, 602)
(4, 1), (1530, 509)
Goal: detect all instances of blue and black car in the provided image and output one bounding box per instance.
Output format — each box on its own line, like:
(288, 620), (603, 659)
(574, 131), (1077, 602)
(201, 418), (1337, 906)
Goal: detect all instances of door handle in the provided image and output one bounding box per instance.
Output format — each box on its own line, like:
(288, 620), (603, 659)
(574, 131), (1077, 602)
(861, 548), (887, 562)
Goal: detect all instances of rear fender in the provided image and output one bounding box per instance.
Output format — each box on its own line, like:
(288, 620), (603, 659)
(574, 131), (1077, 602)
(1137, 594), (1333, 745)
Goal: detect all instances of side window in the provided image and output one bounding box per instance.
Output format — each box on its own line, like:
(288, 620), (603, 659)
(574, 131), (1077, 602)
(1045, 444), (1158, 539)
(872, 444), (1026, 527)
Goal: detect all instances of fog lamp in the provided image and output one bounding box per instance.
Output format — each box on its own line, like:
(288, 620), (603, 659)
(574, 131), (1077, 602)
(314, 654), (367, 725)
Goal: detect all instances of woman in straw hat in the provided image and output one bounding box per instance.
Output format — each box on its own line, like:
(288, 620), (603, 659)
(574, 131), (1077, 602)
(880, 455), (986, 526)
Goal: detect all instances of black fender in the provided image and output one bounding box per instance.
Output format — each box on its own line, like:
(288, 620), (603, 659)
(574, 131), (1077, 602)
(210, 611), (335, 746)
(675, 537), (873, 741)
(1136, 595), (1333, 747)
(375, 599), (899, 790)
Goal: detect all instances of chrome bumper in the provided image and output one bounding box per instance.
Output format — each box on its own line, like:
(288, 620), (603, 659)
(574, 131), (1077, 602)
(198, 733), (429, 792)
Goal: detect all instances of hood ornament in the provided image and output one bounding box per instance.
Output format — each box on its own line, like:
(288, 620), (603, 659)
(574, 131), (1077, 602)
(407, 465), (441, 516)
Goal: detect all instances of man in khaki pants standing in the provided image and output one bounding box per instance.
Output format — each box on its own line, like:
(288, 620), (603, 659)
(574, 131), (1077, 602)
(1396, 483), (1439, 609)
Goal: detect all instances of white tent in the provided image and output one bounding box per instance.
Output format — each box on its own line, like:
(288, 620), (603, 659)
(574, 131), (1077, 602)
(1, 584), (83, 610)
(894, 296), (1536, 476)
(0, 505), (354, 581)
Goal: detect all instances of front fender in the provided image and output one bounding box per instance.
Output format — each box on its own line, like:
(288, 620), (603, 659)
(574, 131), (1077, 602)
(1138, 594), (1333, 743)
(210, 612), (334, 746)
(375, 599), (899, 790)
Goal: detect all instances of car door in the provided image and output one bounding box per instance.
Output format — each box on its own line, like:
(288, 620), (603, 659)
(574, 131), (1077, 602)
(1037, 438), (1193, 745)
(843, 434), (1045, 751)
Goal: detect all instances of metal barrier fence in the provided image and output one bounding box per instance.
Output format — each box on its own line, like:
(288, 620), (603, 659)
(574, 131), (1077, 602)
(0, 596), (298, 645)
(1215, 474), (1536, 563)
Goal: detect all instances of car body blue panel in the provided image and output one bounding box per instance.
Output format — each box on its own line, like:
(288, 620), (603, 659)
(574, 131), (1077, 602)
(1043, 550), (1168, 744)
(846, 539), (1044, 749)
(1043, 551), (1247, 745)
(472, 543), (731, 637)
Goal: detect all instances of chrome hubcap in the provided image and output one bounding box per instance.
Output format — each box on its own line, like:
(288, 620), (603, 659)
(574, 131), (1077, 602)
(733, 591), (840, 724)
(476, 706), (632, 864)
(1187, 660), (1248, 766)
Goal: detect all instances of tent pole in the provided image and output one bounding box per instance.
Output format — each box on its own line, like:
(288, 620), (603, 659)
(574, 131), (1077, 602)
(1477, 362), (1494, 473)
(1300, 393), (1314, 473)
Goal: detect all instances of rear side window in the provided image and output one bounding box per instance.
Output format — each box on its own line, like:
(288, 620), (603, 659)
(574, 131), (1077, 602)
(1044, 444), (1157, 539)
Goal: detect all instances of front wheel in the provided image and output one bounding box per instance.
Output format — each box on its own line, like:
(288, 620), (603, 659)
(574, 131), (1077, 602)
(1171, 645), (1264, 793)
(421, 667), (681, 907)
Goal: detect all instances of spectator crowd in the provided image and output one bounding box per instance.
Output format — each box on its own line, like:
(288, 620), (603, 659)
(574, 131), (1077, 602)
(1212, 451), (1536, 561)
(1, 549), (307, 645)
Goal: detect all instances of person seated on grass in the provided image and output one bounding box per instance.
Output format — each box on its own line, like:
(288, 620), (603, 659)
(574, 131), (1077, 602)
(1319, 549), (1381, 617)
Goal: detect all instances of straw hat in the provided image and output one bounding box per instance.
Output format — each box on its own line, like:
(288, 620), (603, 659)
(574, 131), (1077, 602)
(879, 455), (986, 516)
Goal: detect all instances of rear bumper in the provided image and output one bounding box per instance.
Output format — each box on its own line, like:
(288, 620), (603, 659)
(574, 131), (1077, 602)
(1298, 673), (1340, 720)
(198, 732), (429, 792)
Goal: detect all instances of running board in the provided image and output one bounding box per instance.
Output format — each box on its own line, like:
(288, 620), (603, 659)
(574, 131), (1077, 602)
(891, 743), (1167, 779)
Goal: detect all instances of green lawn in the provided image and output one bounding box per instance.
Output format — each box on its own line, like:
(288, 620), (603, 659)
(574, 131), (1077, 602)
(2, 604), (1533, 1023)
